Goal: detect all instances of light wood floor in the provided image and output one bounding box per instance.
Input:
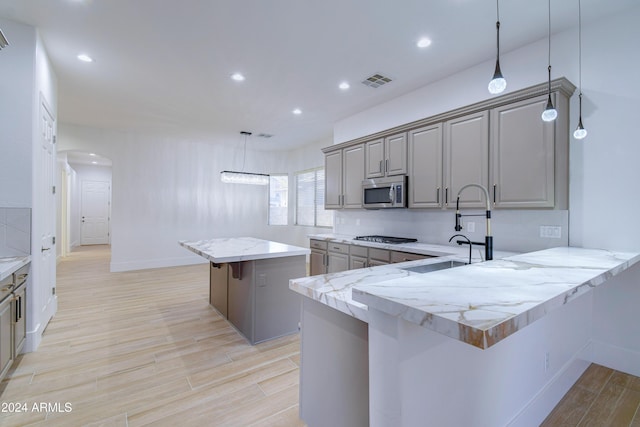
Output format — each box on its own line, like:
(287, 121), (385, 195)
(0, 245), (305, 426)
(2, 245), (639, 426)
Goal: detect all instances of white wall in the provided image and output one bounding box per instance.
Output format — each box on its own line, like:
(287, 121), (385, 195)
(0, 18), (34, 207)
(57, 124), (329, 271)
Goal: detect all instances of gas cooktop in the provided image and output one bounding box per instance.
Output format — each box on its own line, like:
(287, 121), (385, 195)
(353, 235), (418, 244)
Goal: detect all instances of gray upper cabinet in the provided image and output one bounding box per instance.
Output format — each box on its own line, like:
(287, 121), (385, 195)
(325, 144), (365, 209)
(443, 111), (489, 209)
(490, 94), (556, 208)
(408, 124), (443, 208)
(365, 132), (407, 178)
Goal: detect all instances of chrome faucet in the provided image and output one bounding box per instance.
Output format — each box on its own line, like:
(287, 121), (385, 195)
(454, 183), (493, 261)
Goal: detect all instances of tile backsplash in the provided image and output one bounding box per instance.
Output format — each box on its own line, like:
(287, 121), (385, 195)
(334, 209), (569, 254)
(0, 207), (31, 256)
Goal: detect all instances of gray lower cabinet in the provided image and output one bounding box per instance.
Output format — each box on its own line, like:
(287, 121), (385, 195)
(300, 297), (369, 427)
(0, 293), (13, 381)
(12, 282), (26, 356)
(223, 256), (304, 344)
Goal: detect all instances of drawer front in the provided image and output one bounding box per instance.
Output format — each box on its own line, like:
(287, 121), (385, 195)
(350, 245), (368, 257)
(328, 243), (349, 254)
(310, 239), (328, 250)
(368, 248), (390, 262)
(390, 251), (432, 263)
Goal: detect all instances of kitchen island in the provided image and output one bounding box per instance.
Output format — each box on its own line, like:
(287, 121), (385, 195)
(290, 244), (640, 426)
(180, 237), (309, 344)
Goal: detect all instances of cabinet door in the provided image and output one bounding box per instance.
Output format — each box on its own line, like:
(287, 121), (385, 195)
(349, 256), (368, 270)
(327, 252), (349, 273)
(342, 144), (365, 208)
(325, 150), (343, 209)
(13, 285), (26, 356)
(490, 95), (555, 208)
(310, 249), (327, 276)
(0, 297), (13, 380)
(444, 111), (489, 209)
(408, 124), (443, 208)
(385, 132), (407, 176)
(365, 138), (385, 178)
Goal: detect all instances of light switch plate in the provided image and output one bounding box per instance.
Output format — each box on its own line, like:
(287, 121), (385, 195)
(539, 226), (562, 239)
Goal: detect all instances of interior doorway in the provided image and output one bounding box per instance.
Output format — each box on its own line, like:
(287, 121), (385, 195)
(80, 180), (110, 245)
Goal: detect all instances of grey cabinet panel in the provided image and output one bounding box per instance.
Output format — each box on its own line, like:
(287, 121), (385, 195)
(0, 297), (13, 380)
(349, 255), (368, 270)
(365, 138), (385, 178)
(409, 124), (443, 208)
(325, 150), (343, 209)
(444, 111), (489, 208)
(327, 252), (349, 273)
(343, 144), (365, 208)
(227, 261), (255, 342)
(490, 95), (555, 208)
(210, 263), (228, 318)
(310, 249), (327, 276)
(386, 132), (407, 176)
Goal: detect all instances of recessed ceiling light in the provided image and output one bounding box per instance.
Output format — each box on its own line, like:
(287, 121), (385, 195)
(417, 37), (432, 48)
(77, 53), (93, 62)
(89, 153), (96, 156)
(292, 108), (302, 115)
(231, 73), (245, 81)
(339, 82), (350, 90)
(91, 161), (98, 164)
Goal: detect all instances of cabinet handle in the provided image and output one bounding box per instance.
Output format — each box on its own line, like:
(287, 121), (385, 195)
(493, 184), (497, 205)
(436, 187), (440, 204)
(445, 188), (449, 206)
(379, 160), (383, 174)
(385, 159), (389, 173)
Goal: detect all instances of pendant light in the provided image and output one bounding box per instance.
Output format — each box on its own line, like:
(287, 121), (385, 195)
(541, 0), (558, 122)
(0, 27), (9, 50)
(220, 131), (270, 185)
(573, 0), (588, 139)
(488, 0), (507, 94)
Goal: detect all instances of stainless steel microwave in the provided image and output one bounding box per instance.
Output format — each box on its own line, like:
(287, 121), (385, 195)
(362, 176), (407, 209)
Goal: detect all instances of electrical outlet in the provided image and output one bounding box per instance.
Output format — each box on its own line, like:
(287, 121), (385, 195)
(539, 226), (562, 239)
(466, 222), (475, 232)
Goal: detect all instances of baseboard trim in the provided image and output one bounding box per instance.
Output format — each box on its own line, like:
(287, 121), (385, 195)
(507, 342), (592, 427)
(591, 339), (640, 377)
(110, 256), (207, 272)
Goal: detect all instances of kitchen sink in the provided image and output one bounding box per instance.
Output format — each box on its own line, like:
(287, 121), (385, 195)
(399, 260), (466, 274)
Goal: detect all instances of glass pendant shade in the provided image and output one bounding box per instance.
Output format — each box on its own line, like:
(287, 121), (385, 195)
(220, 171), (269, 185)
(573, 118), (588, 139)
(488, 61), (507, 94)
(541, 95), (557, 122)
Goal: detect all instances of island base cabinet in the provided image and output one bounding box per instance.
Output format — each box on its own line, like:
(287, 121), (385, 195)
(299, 298), (369, 427)
(0, 296), (13, 381)
(228, 256), (305, 345)
(209, 263), (228, 318)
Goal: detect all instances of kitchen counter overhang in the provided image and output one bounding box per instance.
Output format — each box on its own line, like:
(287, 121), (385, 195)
(179, 237), (310, 263)
(352, 246), (640, 349)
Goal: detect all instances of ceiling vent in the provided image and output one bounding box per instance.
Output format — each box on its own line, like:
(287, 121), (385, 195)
(362, 73), (392, 88)
(0, 28), (8, 50)
(257, 133), (274, 139)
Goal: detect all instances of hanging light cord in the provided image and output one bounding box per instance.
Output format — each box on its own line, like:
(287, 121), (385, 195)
(578, 0), (583, 101)
(547, 0), (552, 93)
(495, 0), (500, 60)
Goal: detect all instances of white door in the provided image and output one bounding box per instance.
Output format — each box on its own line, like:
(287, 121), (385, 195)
(80, 180), (110, 245)
(39, 100), (56, 310)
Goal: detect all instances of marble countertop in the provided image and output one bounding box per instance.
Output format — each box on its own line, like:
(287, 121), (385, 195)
(0, 256), (31, 281)
(179, 237), (310, 263)
(290, 237), (640, 349)
(291, 234), (516, 323)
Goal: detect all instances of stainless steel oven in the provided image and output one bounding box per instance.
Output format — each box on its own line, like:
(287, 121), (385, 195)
(362, 176), (407, 209)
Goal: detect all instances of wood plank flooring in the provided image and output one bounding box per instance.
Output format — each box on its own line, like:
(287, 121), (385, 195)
(0, 245), (305, 426)
(2, 245), (639, 426)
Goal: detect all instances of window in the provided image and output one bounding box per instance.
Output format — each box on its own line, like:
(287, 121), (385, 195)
(269, 174), (288, 225)
(295, 168), (333, 227)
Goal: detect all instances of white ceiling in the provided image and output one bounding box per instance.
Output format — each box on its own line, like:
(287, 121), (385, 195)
(0, 0), (636, 151)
